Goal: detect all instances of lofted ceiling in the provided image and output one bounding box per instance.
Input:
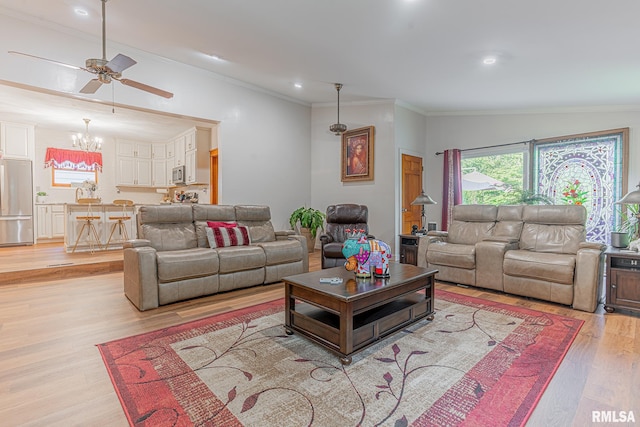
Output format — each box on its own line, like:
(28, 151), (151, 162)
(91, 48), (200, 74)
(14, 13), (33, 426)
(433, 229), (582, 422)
(0, 0), (640, 138)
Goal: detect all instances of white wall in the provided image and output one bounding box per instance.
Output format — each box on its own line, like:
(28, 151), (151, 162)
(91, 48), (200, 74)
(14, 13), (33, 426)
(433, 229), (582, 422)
(0, 13), (312, 231)
(424, 109), (640, 227)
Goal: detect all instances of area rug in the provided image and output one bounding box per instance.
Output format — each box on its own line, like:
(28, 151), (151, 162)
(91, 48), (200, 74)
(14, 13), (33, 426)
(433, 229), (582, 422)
(98, 290), (583, 426)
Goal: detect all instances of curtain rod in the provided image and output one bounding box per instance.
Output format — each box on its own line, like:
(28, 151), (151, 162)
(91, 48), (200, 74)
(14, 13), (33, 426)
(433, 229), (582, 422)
(435, 139), (536, 156)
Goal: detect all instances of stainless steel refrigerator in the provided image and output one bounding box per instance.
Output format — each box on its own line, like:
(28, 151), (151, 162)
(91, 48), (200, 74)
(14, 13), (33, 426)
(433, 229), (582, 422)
(0, 158), (34, 246)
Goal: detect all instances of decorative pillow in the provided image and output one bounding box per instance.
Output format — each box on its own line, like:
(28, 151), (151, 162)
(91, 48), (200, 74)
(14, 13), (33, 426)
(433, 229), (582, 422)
(206, 226), (251, 248)
(207, 221), (237, 228)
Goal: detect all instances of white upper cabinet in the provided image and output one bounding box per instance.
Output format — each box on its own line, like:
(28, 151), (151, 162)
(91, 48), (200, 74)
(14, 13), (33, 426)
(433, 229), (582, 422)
(1, 122), (35, 160)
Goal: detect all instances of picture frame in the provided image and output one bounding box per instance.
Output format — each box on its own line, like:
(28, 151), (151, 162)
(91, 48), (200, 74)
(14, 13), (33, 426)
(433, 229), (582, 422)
(341, 126), (374, 182)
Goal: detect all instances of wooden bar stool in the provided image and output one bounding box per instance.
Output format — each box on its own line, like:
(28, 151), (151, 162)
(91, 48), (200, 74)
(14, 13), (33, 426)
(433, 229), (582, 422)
(105, 199), (134, 248)
(72, 198), (102, 253)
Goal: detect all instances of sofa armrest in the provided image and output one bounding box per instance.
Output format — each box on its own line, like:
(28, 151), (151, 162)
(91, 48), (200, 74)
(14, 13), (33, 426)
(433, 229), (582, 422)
(579, 241), (606, 251)
(573, 245), (606, 312)
(417, 235), (445, 268)
(482, 237), (519, 244)
(319, 234), (333, 244)
(123, 246), (160, 311)
(427, 230), (448, 239)
(275, 230), (296, 240)
(476, 240), (519, 291)
(285, 234), (309, 272)
(123, 239), (152, 249)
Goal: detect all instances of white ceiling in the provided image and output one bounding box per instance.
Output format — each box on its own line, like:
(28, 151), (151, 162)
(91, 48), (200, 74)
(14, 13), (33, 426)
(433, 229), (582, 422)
(1, 0), (640, 136)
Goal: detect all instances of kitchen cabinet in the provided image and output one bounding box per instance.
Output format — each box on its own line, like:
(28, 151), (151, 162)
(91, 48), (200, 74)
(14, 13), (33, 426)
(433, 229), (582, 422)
(174, 135), (186, 167)
(0, 121), (35, 160)
(153, 158), (168, 187)
(184, 127), (211, 184)
(116, 139), (153, 186)
(36, 204), (65, 241)
(151, 143), (166, 159)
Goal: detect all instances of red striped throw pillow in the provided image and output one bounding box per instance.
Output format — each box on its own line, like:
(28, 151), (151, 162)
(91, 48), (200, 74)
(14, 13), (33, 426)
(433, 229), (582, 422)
(206, 225), (251, 248)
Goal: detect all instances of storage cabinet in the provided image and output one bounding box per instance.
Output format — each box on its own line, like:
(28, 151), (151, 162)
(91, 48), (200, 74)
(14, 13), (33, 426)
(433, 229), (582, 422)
(36, 204), (65, 241)
(116, 139), (153, 186)
(0, 121), (35, 160)
(184, 127), (211, 184)
(604, 247), (640, 314)
(152, 159), (168, 187)
(399, 234), (419, 266)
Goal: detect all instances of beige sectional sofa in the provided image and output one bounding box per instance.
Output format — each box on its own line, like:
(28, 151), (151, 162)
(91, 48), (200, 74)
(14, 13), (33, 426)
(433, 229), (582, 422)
(123, 204), (308, 311)
(417, 204), (605, 312)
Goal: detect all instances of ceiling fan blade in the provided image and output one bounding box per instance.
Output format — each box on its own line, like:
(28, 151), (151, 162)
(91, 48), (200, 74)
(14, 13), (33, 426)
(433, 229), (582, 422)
(106, 53), (137, 73)
(8, 50), (84, 71)
(80, 79), (103, 94)
(118, 78), (174, 99)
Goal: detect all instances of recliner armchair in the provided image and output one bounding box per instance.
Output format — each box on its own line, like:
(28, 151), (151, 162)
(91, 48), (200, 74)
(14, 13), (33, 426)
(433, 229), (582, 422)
(319, 204), (372, 269)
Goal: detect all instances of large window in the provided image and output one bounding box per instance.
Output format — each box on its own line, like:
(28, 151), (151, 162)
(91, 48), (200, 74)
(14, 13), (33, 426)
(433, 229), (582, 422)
(461, 145), (529, 205)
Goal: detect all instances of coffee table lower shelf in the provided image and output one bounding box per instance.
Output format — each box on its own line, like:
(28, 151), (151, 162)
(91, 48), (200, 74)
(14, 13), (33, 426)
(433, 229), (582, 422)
(284, 268), (436, 365)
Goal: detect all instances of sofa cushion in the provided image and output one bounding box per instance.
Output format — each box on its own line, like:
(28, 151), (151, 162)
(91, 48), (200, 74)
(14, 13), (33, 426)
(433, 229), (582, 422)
(427, 242), (476, 269)
(494, 205), (524, 239)
(206, 226), (251, 248)
(504, 250), (575, 285)
(257, 240), (304, 265)
(140, 223), (197, 251)
(217, 246), (266, 273)
(235, 205), (276, 243)
(193, 204), (237, 248)
(447, 221), (496, 245)
(519, 223), (584, 254)
(156, 248), (219, 282)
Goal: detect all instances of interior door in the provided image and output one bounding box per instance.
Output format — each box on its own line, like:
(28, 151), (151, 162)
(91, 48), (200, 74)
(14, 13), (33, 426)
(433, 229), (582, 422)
(402, 154), (423, 234)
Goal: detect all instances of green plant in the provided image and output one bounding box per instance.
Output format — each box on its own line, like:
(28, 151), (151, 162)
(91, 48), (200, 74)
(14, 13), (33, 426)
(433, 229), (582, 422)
(289, 207), (325, 239)
(36, 191), (47, 196)
(616, 204), (639, 239)
(514, 190), (553, 205)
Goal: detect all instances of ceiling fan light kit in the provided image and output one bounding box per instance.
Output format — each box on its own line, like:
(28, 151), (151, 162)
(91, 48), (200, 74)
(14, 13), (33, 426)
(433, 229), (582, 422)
(329, 83), (347, 135)
(9, 0), (173, 99)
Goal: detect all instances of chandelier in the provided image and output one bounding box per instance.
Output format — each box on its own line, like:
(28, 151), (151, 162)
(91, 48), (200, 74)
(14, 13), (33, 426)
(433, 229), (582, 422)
(72, 118), (102, 152)
(329, 83), (347, 135)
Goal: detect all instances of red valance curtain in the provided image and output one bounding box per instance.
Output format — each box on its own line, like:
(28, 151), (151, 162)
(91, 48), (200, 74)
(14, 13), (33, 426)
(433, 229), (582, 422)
(441, 149), (462, 231)
(44, 148), (103, 171)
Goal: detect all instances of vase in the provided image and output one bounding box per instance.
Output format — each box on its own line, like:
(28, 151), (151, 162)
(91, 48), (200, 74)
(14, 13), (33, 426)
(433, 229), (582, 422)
(611, 232), (629, 248)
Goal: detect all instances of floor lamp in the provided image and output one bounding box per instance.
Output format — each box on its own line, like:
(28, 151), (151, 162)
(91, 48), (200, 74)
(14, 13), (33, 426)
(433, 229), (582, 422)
(411, 191), (437, 233)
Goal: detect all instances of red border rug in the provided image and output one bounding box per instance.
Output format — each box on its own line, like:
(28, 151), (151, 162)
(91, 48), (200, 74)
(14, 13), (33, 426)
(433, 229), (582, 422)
(98, 290), (583, 426)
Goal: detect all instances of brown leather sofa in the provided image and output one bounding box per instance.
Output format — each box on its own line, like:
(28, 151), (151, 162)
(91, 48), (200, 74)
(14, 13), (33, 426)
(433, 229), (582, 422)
(123, 204), (308, 311)
(417, 204), (605, 312)
(319, 204), (371, 269)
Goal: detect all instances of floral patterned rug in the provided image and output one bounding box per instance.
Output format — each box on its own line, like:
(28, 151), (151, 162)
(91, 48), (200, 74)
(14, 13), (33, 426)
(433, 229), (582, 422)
(98, 290), (583, 426)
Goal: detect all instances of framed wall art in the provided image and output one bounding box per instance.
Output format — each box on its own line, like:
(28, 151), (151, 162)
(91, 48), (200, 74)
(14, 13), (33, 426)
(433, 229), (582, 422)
(341, 126), (374, 182)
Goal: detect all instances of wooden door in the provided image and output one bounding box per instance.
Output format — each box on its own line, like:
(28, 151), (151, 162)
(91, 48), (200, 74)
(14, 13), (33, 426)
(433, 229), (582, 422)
(402, 154), (423, 234)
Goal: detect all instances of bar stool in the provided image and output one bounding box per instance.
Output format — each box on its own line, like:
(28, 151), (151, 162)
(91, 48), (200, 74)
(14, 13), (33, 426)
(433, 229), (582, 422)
(72, 198), (102, 253)
(105, 199), (134, 248)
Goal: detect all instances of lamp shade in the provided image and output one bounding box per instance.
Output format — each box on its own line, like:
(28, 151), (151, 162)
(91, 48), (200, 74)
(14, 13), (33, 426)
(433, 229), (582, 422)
(616, 182), (640, 204)
(411, 191), (437, 206)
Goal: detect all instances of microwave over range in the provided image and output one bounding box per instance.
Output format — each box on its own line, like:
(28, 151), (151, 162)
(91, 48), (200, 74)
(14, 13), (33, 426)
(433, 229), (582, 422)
(172, 165), (186, 185)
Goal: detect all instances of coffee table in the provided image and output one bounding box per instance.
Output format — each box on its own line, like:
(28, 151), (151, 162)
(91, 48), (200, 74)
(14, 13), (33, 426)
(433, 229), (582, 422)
(283, 262), (437, 365)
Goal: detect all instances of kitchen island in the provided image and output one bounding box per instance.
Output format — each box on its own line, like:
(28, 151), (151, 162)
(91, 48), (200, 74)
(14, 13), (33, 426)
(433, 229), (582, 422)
(64, 203), (137, 253)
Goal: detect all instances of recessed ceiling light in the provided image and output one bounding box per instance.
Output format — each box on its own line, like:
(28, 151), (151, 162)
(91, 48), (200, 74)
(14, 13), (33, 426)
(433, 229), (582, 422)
(294, 83), (302, 89)
(482, 56), (497, 65)
(74, 8), (89, 16)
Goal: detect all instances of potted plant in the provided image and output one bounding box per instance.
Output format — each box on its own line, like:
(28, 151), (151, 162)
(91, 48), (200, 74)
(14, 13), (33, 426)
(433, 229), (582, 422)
(36, 191), (48, 203)
(289, 206), (325, 252)
(612, 204), (639, 248)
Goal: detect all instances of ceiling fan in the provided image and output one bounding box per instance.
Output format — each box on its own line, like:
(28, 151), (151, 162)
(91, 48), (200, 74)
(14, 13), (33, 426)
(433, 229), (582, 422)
(9, 0), (173, 99)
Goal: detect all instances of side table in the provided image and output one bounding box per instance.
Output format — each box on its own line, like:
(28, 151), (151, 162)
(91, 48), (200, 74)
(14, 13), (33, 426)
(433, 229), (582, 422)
(604, 247), (640, 314)
(399, 234), (419, 266)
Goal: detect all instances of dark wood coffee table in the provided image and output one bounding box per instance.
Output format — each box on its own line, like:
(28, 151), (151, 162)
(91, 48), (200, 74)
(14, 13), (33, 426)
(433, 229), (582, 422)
(283, 262), (437, 365)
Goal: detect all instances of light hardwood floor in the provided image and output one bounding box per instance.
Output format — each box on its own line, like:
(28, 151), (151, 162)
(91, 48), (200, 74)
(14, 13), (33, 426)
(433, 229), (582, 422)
(0, 247), (638, 426)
